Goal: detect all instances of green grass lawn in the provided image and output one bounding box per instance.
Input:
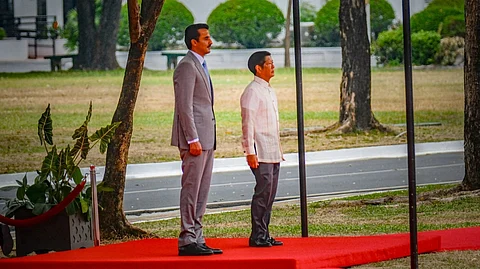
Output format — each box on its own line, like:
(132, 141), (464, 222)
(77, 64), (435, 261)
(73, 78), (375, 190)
(0, 67), (464, 174)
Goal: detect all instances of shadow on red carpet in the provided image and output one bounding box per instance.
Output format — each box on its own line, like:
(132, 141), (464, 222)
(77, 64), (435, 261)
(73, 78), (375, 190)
(1, 227), (479, 269)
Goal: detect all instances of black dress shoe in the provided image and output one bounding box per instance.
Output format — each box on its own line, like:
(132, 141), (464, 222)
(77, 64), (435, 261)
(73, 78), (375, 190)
(179, 243), (213, 256)
(249, 238), (272, 247)
(199, 243), (223, 254)
(0, 224), (13, 256)
(268, 237), (283, 246)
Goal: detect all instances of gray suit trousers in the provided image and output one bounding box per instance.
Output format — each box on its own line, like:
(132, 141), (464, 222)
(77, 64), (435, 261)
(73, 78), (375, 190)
(178, 148), (214, 247)
(250, 162), (280, 241)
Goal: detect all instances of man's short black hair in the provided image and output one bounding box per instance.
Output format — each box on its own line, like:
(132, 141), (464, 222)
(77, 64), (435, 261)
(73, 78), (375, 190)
(184, 23), (209, 50)
(247, 51), (271, 75)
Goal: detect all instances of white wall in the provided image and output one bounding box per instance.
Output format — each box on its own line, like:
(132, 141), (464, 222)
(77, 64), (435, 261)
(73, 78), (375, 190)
(47, 0), (65, 26)
(14, 0), (36, 17)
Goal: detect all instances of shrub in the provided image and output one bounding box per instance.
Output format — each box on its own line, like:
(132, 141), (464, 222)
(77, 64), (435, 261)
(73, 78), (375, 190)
(441, 14), (465, 37)
(373, 29), (441, 66)
(373, 28), (404, 66)
(61, 9), (79, 52)
(435, 36), (464, 66)
(312, 0), (340, 47)
(300, 2), (317, 22)
(427, 0), (464, 9)
(0, 27), (6, 40)
(117, 0), (194, 50)
(370, 0), (395, 40)
(313, 0), (395, 47)
(411, 30), (441, 65)
(410, 6), (463, 35)
(207, 0), (285, 48)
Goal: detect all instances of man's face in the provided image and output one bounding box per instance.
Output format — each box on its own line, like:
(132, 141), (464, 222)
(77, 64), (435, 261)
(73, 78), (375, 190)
(192, 28), (213, 56)
(256, 56), (275, 82)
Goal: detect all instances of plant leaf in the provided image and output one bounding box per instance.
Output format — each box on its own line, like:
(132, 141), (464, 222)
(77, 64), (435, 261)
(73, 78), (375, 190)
(79, 197), (89, 214)
(85, 101), (92, 123)
(89, 121), (121, 154)
(40, 146), (59, 178)
(65, 202), (77, 215)
(97, 181), (114, 193)
(37, 104), (53, 146)
(71, 127), (90, 160)
(72, 101), (92, 140)
(25, 182), (48, 204)
(32, 202), (52, 215)
(72, 167), (84, 185)
(16, 186), (25, 200)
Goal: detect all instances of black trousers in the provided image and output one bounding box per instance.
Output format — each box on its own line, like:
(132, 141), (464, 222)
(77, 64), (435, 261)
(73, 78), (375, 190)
(250, 162), (280, 240)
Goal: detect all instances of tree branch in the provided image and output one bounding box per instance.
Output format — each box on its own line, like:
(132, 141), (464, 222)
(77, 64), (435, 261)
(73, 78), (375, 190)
(128, 0), (141, 43)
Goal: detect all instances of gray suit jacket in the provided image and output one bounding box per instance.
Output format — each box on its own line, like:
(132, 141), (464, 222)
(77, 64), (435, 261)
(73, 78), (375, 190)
(171, 51), (216, 150)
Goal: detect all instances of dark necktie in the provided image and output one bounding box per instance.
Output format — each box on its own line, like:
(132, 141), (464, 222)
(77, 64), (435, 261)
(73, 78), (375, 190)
(202, 61), (214, 105)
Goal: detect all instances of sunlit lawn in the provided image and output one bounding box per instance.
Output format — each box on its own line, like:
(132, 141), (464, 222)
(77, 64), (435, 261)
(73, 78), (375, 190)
(0, 67), (464, 173)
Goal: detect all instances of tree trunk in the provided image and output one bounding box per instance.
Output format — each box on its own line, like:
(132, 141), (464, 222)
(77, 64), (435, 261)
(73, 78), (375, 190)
(99, 0), (165, 239)
(462, 0), (480, 190)
(75, 0), (122, 70)
(284, 0), (292, 68)
(75, 0), (96, 70)
(337, 0), (385, 133)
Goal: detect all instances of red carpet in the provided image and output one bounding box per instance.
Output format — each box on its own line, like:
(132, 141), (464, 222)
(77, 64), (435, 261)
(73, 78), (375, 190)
(1, 227), (479, 269)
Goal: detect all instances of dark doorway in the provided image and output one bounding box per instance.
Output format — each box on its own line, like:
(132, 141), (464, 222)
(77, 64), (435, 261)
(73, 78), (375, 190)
(0, 0), (14, 37)
(36, 0), (48, 39)
(63, 0), (76, 24)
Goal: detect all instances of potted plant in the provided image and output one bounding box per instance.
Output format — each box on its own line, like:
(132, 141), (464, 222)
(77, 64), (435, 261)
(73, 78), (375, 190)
(4, 102), (119, 256)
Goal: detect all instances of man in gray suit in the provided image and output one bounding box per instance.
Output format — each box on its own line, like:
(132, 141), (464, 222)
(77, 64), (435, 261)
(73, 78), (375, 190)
(171, 23), (222, 256)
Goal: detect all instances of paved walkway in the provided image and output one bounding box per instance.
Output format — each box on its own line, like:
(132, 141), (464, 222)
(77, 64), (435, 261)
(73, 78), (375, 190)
(0, 59), (51, 73)
(0, 141), (464, 189)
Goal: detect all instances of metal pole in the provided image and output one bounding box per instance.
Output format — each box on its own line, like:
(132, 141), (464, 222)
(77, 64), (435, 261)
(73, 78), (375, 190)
(90, 165), (100, 247)
(401, 1), (418, 268)
(292, 0), (308, 237)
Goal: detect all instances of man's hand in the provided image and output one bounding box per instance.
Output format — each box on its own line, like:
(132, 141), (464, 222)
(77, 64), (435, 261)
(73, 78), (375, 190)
(246, 154), (258, 169)
(189, 141), (202, 156)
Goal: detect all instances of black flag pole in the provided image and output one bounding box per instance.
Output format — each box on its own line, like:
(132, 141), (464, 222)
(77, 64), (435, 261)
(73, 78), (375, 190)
(292, 0), (308, 237)
(401, 0), (419, 268)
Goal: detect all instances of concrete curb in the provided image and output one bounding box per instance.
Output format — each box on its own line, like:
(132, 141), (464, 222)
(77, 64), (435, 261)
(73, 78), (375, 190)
(0, 141), (464, 188)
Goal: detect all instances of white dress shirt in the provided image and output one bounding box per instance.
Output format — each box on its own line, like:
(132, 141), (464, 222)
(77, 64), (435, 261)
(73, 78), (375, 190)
(240, 76), (283, 163)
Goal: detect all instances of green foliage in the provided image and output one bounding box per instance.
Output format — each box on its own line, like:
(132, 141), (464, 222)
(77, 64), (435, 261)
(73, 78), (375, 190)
(373, 29), (441, 66)
(372, 28), (404, 66)
(435, 36), (465, 66)
(427, 0), (464, 9)
(207, 0), (285, 48)
(300, 2), (317, 22)
(0, 27), (6, 40)
(370, 0), (396, 40)
(411, 6), (465, 33)
(411, 30), (441, 65)
(312, 0), (340, 47)
(117, 0), (194, 50)
(5, 102), (119, 218)
(313, 0), (395, 47)
(441, 14), (466, 37)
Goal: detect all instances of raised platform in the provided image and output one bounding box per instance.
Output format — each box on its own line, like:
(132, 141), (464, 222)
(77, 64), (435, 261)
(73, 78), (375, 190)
(1, 227), (479, 269)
